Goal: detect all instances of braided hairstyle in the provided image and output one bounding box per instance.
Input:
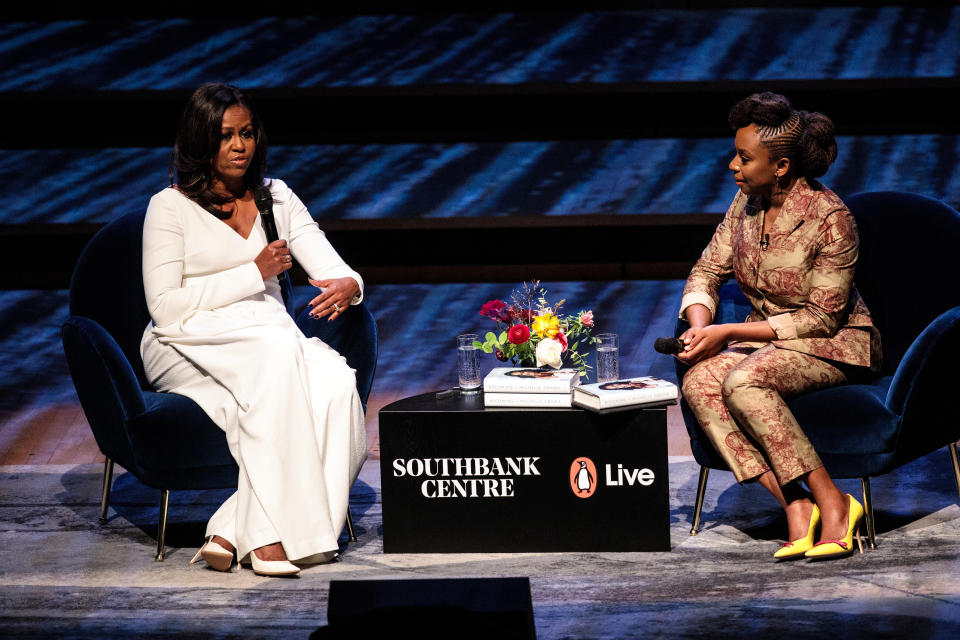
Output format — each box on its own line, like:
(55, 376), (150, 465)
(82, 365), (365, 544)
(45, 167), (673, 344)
(728, 92), (837, 179)
(170, 83), (268, 219)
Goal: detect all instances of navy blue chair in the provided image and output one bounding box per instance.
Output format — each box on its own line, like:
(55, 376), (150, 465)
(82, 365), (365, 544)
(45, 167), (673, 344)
(61, 210), (378, 560)
(676, 192), (960, 548)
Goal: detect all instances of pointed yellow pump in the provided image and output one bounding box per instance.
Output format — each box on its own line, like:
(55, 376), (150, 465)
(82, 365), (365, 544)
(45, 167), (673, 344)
(805, 494), (865, 560)
(773, 504), (821, 560)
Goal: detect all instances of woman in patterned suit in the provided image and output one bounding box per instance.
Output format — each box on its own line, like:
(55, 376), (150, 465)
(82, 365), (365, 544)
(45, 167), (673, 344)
(677, 92), (882, 560)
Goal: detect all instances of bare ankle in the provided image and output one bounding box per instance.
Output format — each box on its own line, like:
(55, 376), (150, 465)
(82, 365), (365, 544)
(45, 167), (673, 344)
(817, 492), (851, 540)
(253, 542), (287, 562)
(211, 536), (235, 554)
(783, 498), (817, 541)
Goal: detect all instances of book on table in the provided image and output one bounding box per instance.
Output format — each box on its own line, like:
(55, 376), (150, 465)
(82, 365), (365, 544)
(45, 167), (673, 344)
(572, 376), (678, 412)
(482, 367), (581, 408)
(482, 367), (581, 393)
(482, 391), (574, 408)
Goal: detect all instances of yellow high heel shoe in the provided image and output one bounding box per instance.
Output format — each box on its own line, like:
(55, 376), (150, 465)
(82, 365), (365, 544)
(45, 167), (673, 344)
(805, 494), (865, 560)
(189, 537), (235, 572)
(773, 504), (820, 560)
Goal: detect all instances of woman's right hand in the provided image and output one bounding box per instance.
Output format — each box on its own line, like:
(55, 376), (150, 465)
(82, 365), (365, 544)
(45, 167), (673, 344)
(676, 324), (728, 365)
(255, 239), (293, 280)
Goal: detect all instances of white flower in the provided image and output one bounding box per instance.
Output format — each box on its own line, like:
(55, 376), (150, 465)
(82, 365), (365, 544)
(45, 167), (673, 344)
(535, 338), (564, 369)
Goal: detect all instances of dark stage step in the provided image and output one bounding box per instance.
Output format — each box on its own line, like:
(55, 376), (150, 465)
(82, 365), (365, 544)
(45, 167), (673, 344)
(5, 79), (960, 148)
(3, 7), (960, 146)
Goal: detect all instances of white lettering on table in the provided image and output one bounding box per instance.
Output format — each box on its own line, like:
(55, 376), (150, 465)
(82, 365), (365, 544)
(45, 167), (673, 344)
(392, 457), (538, 498)
(605, 464), (655, 487)
(421, 477), (516, 498)
(392, 457), (541, 478)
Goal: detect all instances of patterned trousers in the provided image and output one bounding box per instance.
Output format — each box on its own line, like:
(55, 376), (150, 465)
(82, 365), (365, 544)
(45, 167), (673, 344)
(681, 343), (848, 485)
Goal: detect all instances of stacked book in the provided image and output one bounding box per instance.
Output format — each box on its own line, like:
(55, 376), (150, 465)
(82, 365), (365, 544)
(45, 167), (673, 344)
(572, 376), (678, 413)
(482, 367), (581, 407)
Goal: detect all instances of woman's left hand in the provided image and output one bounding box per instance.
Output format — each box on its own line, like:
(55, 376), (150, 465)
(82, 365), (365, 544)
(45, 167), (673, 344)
(307, 277), (359, 321)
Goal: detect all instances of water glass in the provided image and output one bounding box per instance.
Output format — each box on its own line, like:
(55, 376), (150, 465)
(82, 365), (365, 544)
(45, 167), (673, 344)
(595, 333), (620, 383)
(457, 334), (482, 392)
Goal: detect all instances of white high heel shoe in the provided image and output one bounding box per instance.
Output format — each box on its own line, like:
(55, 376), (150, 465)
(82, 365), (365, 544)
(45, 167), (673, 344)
(245, 548), (300, 577)
(189, 538), (234, 572)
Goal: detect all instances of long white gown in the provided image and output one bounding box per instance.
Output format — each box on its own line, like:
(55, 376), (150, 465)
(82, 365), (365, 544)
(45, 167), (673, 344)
(139, 179), (367, 562)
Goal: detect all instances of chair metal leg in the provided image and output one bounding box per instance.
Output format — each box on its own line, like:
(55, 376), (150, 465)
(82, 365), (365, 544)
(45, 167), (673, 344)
(155, 489), (170, 562)
(948, 441), (960, 504)
(345, 505), (357, 542)
(99, 457), (114, 524)
(860, 477), (877, 550)
(690, 466), (709, 536)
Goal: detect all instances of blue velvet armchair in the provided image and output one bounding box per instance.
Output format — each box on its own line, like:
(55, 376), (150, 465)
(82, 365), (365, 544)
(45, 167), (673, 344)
(61, 210), (378, 560)
(676, 191), (960, 548)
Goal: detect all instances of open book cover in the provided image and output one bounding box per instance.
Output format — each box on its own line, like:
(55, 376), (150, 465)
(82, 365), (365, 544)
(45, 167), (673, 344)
(482, 367), (581, 394)
(572, 376), (678, 411)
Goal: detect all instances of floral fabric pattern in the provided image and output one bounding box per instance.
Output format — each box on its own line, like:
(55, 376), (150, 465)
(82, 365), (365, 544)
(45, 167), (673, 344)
(683, 344), (847, 484)
(680, 178), (881, 371)
(679, 179), (883, 484)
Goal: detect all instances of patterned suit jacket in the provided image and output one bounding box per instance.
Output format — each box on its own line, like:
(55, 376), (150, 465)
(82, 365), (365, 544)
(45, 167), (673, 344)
(680, 178), (882, 371)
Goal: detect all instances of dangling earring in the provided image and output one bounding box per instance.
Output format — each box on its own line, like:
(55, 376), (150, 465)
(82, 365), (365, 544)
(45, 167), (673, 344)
(773, 171), (785, 200)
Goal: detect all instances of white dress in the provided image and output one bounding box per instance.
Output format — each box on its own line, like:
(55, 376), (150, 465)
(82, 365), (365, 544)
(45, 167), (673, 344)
(139, 179), (367, 562)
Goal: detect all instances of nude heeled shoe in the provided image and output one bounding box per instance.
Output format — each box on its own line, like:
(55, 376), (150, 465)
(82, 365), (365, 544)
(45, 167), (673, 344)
(295, 550), (339, 566)
(805, 494), (865, 560)
(244, 548), (300, 577)
(189, 538), (235, 572)
(773, 504), (820, 560)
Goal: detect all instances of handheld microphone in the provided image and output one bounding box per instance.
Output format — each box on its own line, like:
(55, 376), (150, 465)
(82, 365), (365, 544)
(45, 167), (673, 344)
(253, 185), (285, 283)
(654, 337), (685, 355)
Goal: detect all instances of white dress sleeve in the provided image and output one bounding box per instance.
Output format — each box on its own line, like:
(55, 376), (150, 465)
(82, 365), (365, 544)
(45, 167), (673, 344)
(142, 189), (265, 328)
(275, 180), (365, 304)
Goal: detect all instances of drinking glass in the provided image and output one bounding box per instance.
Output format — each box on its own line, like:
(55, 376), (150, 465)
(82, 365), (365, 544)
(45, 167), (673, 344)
(595, 333), (620, 383)
(457, 334), (481, 392)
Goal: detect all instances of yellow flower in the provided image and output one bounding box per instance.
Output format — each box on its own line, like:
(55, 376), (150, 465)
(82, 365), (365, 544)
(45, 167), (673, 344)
(531, 312), (559, 338)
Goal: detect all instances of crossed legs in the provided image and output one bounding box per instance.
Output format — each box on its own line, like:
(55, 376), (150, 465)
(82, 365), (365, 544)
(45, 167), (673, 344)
(682, 344), (850, 542)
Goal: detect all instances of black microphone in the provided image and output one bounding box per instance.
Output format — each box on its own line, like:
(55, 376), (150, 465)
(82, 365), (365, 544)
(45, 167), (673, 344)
(654, 337), (685, 355)
(253, 185), (285, 283)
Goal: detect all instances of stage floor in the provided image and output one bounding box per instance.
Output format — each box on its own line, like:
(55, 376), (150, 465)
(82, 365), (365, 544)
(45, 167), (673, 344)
(1, 453), (959, 638)
(3, 281), (959, 637)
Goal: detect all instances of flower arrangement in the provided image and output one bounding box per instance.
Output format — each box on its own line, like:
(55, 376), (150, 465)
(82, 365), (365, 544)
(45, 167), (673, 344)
(475, 281), (596, 377)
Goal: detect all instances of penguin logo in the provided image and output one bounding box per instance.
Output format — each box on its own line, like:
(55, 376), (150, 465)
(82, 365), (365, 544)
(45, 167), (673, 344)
(569, 457), (597, 498)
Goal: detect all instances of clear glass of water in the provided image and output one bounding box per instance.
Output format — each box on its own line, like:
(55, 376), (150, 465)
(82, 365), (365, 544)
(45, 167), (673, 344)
(595, 333), (620, 383)
(457, 334), (481, 393)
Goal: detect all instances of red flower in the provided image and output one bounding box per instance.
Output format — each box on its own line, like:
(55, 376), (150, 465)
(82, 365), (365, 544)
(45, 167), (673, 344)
(495, 349), (508, 361)
(508, 324), (531, 344)
(555, 330), (568, 352)
(479, 299), (508, 321)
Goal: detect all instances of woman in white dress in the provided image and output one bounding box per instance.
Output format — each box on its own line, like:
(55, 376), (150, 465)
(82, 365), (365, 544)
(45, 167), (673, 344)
(140, 83), (367, 576)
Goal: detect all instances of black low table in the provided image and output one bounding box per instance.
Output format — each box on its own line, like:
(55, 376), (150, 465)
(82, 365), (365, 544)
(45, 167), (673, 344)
(378, 391), (671, 553)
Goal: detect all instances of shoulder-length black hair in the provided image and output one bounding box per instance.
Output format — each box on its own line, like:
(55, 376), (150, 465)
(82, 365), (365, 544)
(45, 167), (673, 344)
(170, 83), (268, 218)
